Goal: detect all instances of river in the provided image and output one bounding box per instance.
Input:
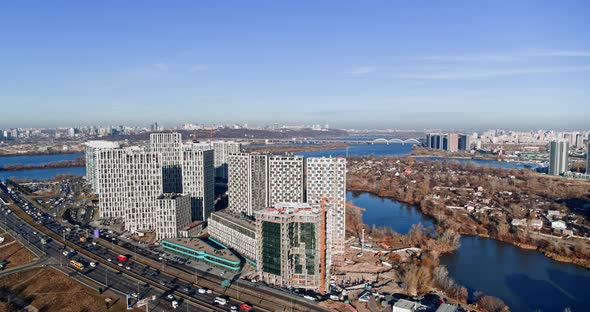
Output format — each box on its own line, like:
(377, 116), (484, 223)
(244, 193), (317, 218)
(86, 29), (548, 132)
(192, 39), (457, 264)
(0, 153), (84, 167)
(0, 144), (529, 181)
(297, 144), (535, 170)
(349, 190), (590, 311)
(0, 153), (85, 181)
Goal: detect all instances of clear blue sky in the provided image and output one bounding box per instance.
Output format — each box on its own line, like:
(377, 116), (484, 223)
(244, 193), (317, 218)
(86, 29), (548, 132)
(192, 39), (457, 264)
(1, 0), (589, 130)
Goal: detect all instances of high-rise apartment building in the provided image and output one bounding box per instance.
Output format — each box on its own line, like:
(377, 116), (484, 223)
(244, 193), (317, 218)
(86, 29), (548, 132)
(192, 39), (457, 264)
(85, 141), (121, 192)
(458, 134), (470, 151)
(156, 194), (191, 240)
(447, 133), (459, 152)
(150, 132), (183, 193)
(211, 141), (242, 180)
(182, 144), (215, 221)
(426, 133), (469, 151)
(549, 140), (569, 176)
(255, 203), (322, 291)
(123, 148), (163, 232)
(228, 153), (269, 216)
(95, 148), (129, 219)
(587, 134), (590, 175)
(268, 156), (304, 205)
(306, 157), (346, 278)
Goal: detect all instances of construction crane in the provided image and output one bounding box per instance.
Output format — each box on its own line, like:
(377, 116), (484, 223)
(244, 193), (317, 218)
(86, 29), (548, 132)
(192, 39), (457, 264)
(190, 130), (215, 142)
(318, 198), (366, 293)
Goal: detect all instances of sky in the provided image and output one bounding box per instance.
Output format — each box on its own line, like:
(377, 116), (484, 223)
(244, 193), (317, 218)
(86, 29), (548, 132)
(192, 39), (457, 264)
(0, 0), (589, 130)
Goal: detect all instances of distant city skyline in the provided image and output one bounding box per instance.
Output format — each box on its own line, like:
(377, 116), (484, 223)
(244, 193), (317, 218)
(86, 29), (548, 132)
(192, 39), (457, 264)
(1, 1), (589, 129)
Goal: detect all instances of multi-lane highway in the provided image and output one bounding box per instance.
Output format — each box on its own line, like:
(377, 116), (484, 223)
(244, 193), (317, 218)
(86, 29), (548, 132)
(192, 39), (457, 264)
(0, 184), (244, 312)
(1, 182), (330, 312)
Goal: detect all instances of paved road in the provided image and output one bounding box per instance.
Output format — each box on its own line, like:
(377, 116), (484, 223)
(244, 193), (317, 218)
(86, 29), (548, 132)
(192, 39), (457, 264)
(1, 187), (225, 312)
(2, 181), (330, 312)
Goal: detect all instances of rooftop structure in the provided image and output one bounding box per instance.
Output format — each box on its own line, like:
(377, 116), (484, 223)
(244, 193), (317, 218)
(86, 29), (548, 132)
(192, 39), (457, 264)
(162, 238), (242, 271)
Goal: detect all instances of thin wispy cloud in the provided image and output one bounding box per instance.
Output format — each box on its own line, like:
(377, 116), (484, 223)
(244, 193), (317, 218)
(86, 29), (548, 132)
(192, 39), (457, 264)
(351, 66), (376, 74)
(417, 50), (590, 63)
(154, 63), (169, 71)
(394, 66), (590, 80)
(189, 64), (209, 72)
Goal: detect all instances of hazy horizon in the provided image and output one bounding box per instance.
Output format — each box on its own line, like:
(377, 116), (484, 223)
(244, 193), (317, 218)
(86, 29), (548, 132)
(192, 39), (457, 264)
(1, 1), (589, 129)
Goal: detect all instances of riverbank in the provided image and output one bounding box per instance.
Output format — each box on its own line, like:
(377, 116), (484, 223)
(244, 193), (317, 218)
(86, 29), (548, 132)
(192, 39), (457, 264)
(346, 156), (590, 270)
(0, 157), (85, 171)
(0, 149), (84, 157)
(348, 184), (590, 269)
(245, 142), (349, 154)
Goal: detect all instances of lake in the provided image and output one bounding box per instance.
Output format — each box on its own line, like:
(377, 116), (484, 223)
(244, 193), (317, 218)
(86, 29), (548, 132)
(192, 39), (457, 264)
(346, 191), (433, 234)
(352, 190), (590, 311)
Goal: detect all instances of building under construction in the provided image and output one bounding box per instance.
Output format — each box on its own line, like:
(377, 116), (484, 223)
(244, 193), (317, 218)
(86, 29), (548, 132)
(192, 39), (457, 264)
(255, 203), (322, 291)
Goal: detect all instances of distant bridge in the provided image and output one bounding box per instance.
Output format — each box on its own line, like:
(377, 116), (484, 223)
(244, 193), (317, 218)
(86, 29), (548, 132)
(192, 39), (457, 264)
(371, 138), (421, 145)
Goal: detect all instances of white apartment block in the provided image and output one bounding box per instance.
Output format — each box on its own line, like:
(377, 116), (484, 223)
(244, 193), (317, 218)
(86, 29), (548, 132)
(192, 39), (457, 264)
(208, 210), (257, 262)
(95, 148), (128, 219)
(211, 141), (242, 180)
(268, 156), (304, 205)
(85, 140), (120, 192)
(228, 153), (269, 216)
(123, 148), (163, 232)
(549, 140), (569, 176)
(182, 144), (215, 221)
(150, 132), (183, 193)
(306, 157), (347, 273)
(156, 194), (191, 240)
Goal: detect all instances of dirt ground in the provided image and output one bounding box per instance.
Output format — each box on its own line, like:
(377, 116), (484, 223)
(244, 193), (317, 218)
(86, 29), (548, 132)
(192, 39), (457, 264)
(0, 267), (141, 312)
(0, 232), (36, 269)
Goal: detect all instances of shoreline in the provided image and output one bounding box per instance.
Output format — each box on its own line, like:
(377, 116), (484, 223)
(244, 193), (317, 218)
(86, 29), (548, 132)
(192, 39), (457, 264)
(348, 187), (590, 270)
(0, 150), (84, 157)
(0, 158), (86, 172)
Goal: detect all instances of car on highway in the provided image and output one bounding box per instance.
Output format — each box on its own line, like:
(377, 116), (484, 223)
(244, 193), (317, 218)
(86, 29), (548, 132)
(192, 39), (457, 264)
(118, 263), (123, 267)
(125, 266), (131, 270)
(90, 262), (97, 267)
(167, 294), (174, 300)
(197, 288), (206, 294)
(107, 258), (112, 262)
(214, 297), (227, 305)
(131, 293), (138, 298)
(159, 280), (166, 286)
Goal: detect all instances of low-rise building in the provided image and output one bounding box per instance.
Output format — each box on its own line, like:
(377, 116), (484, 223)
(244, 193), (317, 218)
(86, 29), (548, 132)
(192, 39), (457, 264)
(529, 219), (543, 230)
(511, 219), (527, 227)
(162, 238), (242, 271)
(551, 220), (567, 230)
(208, 210), (257, 264)
(435, 303), (457, 312)
(178, 221), (204, 238)
(392, 299), (418, 312)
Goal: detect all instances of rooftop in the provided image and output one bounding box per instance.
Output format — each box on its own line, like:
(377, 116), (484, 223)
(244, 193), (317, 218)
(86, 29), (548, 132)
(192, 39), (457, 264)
(85, 140), (120, 148)
(162, 237), (240, 265)
(210, 210), (256, 230)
